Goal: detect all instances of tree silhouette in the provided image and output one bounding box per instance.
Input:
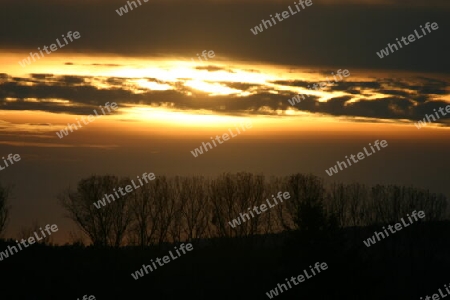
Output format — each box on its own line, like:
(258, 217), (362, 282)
(18, 219), (53, 245)
(285, 173), (330, 232)
(58, 175), (132, 247)
(57, 172), (449, 246)
(0, 182), (12, 237)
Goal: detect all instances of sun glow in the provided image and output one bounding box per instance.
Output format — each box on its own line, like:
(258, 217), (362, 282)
(119, 105), (248, 129)
(184, 80), (242, 95)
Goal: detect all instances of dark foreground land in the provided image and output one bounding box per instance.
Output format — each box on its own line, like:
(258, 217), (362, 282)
(1, 222), (449, 300)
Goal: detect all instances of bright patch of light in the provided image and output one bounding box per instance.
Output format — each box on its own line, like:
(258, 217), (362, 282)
(184, 80), (242, 96)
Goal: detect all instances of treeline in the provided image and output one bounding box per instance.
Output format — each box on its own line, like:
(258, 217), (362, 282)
(56, 172), (449, 247)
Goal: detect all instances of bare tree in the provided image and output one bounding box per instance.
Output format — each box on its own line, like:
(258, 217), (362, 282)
(153, 176), (177, 245)
(179, 176), (210, 241)
(210, 173), (239, 238)
(17, 220), (52, 245)
(128, 175), (177, 247)
(128, 183), (158, 247)
(284, 173), (329, 232)
(208, 172), (260, 238)
(346, 182), (368, 227)
(230, 172), (265, 237)
(58, 175), (132, 247)
(68, 229), (86, 246)
(0, 182), (11, 237)
(327, 182), (347, 228)
(420, 188), (448, 221)
(370, 184), (390, 224)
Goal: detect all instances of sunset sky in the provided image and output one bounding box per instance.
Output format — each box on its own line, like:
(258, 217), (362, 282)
(0, 0), (449, 244)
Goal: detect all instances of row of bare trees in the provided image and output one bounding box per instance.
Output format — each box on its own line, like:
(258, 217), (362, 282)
(327, 182), (448, 227)
(56, 173), (450, 247)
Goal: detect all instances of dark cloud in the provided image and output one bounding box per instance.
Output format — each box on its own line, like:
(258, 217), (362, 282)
(220, 82), (261, 91)
(26, 123), (52, 126)
(106, 77), (127, 85)
(271, 80), (310, 87)
(0, 73), (449, 125)
(413, 100), (450, 121)
(195, 66), (228, 72)
(31, 74), (54, 80)
(57, 75), (85, 85)
(377, 89), (411, 97)
(91, 63), (121, 67)
(1, 1), (449, 73)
